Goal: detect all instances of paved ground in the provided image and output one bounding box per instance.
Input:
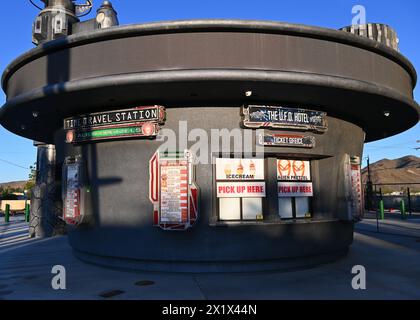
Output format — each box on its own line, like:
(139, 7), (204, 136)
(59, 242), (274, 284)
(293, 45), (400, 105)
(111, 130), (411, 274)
(0, 215), (419, 300)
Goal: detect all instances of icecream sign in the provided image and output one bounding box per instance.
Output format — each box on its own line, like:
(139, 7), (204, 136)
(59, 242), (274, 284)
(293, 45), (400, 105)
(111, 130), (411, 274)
(216, 158), (265, 180)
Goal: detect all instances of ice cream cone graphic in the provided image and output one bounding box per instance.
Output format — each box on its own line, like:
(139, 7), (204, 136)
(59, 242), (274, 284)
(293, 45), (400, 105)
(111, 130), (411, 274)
(237, 160), (244, 175)
(249, 160), (256, 176)
(224, 163), (232, 177)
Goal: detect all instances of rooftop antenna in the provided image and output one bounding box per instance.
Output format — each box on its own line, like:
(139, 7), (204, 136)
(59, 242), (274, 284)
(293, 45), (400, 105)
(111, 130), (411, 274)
(29, 0), (93, 16)
(29, 0), (94, 45)
(30, 1), (118, 45)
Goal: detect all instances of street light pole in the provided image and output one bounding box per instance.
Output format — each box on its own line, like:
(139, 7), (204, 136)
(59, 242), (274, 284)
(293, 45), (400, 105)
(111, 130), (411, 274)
(366, 156), (373, 212)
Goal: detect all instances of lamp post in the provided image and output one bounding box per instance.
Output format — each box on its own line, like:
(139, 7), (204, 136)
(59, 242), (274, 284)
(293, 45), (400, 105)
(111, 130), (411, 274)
(24, 189), (30, 222)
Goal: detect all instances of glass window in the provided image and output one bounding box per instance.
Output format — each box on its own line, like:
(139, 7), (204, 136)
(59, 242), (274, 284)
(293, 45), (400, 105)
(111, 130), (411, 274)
(216, 157), (266, 221)
(295, 197), (310, 218)
(277, 159), (313, 219)
(242, 198), (263, 220)
(219, 198), (241, 220)
(278, 197), (293, 219)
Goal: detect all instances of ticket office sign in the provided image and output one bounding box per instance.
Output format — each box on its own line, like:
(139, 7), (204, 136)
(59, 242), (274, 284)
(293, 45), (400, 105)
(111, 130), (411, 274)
(258, 133), (315, 148)
(216, 158), (265, 180)
(242, 105), (327, 132)
(278, 182), (313, 197)
(216, 182), (266, 198)
(160, 160), (189, 224)
(277, 160), (311, 181)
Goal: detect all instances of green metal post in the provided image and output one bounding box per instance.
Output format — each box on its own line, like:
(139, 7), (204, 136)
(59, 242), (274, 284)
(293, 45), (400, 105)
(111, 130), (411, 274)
(5, 204), (10, 223)
(401, 200), (406, 220)
(25, 204), (30, 222)
(379, 200), (385, 220)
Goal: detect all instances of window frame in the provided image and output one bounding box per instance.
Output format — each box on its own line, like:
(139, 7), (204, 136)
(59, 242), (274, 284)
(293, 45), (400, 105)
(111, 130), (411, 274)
(277, 159), (314, 220)
(214, 156), (267, 222)
(212, 155), (317, 224)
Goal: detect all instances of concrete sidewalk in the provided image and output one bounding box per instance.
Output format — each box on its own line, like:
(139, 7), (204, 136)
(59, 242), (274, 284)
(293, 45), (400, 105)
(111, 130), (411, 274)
(0, 217), (36, 253)
(0, 218), (419, 300)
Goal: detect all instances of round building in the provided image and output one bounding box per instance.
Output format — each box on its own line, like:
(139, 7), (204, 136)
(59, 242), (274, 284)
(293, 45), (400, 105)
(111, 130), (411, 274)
(1, 17), (419, 272)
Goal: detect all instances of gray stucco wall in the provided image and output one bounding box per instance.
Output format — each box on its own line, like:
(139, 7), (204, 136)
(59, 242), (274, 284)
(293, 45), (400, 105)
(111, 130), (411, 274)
(54, 107), (363, 271)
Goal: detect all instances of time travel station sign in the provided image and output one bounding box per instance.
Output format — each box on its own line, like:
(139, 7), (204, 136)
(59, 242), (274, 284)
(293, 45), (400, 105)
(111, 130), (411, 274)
(63, 104), (327, 145)
(64, 105), (166, 143)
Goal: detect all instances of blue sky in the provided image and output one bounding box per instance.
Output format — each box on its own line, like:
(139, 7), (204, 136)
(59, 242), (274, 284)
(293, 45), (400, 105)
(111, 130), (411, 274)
(0, 0), (419, 182)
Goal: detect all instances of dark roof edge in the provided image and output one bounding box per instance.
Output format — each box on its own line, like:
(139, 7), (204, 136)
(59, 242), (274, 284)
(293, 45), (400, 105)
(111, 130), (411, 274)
(2, 19), (418, 91)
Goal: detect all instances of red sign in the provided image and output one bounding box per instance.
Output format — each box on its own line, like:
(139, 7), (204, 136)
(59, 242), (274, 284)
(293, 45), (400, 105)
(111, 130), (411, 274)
(149, 150), (199, 231)
(63, 163), (82, 225)
(350, 159), (364, 219)
(216, 182), (266, 198)
(278, 182), (313, 197)
(160, 160), (189, 223)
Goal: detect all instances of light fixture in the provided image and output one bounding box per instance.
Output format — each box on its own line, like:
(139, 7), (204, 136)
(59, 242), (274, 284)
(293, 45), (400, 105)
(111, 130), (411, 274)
(245, 90), (253, 97)
(383, 110), (391, 117)
(32, 111), (39, 118)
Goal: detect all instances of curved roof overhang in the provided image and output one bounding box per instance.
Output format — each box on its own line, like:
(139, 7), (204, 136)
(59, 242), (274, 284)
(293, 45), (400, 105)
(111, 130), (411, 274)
(1, 19), (418, 143)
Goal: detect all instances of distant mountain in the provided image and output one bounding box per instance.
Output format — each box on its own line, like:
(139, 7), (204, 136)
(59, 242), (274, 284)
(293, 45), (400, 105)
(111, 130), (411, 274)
(0, 180), (28, 190)
(362, 156), (420, 188)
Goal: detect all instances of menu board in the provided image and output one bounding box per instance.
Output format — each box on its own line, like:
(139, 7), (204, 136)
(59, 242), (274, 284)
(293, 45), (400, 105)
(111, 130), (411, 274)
(64, 164), (80, 220)
(350, 156), (363, 219)
(216, 158), (264, 180)
(277, 160), (311, 181)
(160, 160), (189, 223)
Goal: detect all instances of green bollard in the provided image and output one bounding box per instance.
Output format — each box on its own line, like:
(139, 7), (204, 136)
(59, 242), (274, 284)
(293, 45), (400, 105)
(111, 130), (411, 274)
(379, 200), (385, 220)
(5, 204), (10, 223)
(401, 200), (406, 220)
(25, 204), (30, 223)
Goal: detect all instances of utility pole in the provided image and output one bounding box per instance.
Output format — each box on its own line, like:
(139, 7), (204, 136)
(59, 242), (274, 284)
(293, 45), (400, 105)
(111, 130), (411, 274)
(366, 156), (373, 212)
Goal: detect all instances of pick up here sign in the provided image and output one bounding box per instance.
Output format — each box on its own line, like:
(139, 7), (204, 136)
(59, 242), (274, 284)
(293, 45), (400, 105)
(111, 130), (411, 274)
(217, 182), (266, 198)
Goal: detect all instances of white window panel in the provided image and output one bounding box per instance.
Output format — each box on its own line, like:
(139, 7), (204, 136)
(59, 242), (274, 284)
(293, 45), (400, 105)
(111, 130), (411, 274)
(219, 198), (241, 220)
(278, 197), (293, 219)
(295, 197), (310, 218)
(242, 198), (263, 220)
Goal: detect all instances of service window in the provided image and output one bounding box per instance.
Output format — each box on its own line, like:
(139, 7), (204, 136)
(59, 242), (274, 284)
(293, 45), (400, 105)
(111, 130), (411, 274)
(278, 197), (293, 219)
(216, 158), (265, 221)
(277, 159), (313, 219)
